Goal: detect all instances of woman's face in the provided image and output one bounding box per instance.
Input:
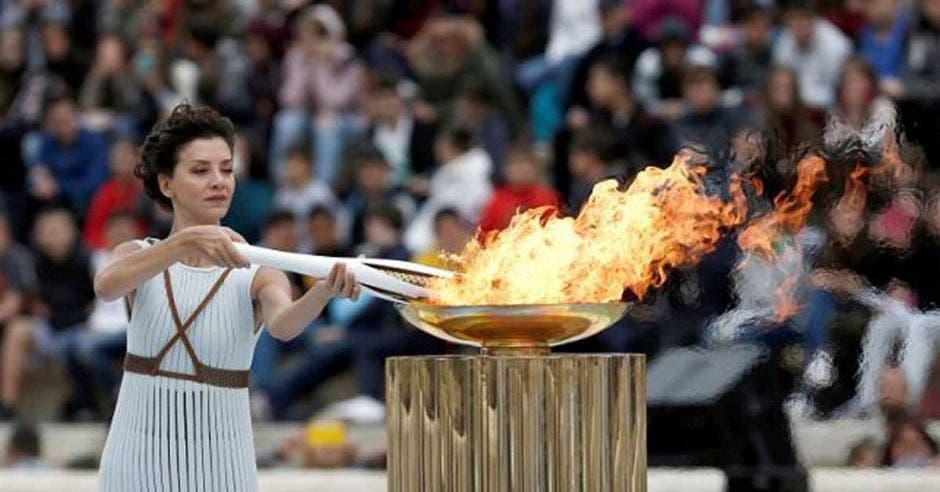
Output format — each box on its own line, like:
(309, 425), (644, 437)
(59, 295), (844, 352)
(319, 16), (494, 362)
(587, 65), (619, 108)
(159, 137), (235, 223)
(840, 66), (874, 112)
(767, 71), (796, 111)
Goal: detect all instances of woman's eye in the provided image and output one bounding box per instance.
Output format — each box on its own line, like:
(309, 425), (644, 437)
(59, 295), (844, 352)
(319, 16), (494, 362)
(222, 167), (234, 174)
(193, 168), (207, 174)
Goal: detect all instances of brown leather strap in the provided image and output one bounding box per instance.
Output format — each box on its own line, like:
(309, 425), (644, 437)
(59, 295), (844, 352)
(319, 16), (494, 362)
(149, 268), (232, 378)
(123, 353), (249, 389)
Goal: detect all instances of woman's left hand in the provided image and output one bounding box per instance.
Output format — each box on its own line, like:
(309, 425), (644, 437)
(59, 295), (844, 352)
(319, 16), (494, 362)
(313, 263), (360, 301)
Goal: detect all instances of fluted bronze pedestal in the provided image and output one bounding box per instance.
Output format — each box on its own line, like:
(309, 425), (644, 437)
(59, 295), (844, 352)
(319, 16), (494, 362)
(386, 354), (646, 491)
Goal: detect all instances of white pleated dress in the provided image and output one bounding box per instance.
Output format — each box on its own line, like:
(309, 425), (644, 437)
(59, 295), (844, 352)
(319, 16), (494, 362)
(99, 239), (262, 491)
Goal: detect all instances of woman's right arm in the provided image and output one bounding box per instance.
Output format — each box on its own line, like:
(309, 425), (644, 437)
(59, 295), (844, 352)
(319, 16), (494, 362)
(94, 226), (249, 302)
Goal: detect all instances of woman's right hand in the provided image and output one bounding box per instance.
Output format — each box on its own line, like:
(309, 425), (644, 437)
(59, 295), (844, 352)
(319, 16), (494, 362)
(177, 225), (250, 268)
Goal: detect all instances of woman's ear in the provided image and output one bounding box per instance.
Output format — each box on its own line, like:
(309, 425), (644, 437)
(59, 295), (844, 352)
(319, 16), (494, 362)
(158, 173), (173, 201)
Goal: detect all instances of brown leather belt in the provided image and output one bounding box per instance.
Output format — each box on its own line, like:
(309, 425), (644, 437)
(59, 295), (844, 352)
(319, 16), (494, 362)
(123, 353), (249, 389)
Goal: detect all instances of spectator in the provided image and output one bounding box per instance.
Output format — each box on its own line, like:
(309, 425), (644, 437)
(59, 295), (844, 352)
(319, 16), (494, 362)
(899, 0), (940, 103)
(221, 134), (274, 244)
(3, 423), (43, 469)
(555, 56), (669, 198)
(363, 75), (437, 187)
(633, 16), (719, 121)
(78, 34), (144, 137)
(244, 22), (281, 139)
(244, 0), (291, 58)
(883, 418), (940, 467)
(567, 128), (616, 212)
(514, 0), (602, 142)
(0, 208), (95, 420)
(832, 57), (896, 130)
(0, 212), (35, 336)
(760, 67), (824, 180)
(98, 0), (152, 44)
(248, 212), (301, 325)
(773, 0), (852, 109)
(632, 0), (706, 41)
(129, 34), (178, 121)
(668, 64), (749, 158)
(404, 126), (493, 252)
(406, 14), (521, 129)
(39, 22), (89, 97)
(272, 144), (346, 250)
(858, 0), (911, 90)
(343, 145), (415, 247)
(586, 56), (671, 170)
(0, 28), (27, 118)
(170, 26), (252, 124)
(270, 4), (365, 186)
(26, 96), (110, 213)
(894, 0), (940, 165)
(727, 4), (775, 107)
(355, 206), (410, 260)
(75, 211), (139, 416)
(0, 0), (70, 35)
(479, 145), (561, 233)
(307, 206), (352, 257)
(565, 0), (648, 116)
(452, 84), (512, 173)
(846, 437), (882, 468)
(82, 139), (145, 250)
(413, 208), (474, 271)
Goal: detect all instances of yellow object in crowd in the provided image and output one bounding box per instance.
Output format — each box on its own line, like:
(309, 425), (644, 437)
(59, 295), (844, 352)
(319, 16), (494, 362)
(305, 419), (347, 446)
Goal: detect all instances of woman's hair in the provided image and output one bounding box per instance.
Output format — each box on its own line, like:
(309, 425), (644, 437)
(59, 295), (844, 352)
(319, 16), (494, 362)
(136, 103), (235, 210)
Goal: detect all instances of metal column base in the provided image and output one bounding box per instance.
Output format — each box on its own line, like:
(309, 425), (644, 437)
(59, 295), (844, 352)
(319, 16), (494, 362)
(386, 354), (646, 491)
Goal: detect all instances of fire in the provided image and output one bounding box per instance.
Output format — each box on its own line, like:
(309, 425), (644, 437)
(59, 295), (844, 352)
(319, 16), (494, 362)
(736, 156), (829, 321)
(738, 156), (829, 260)
(428, 154), (747, 305)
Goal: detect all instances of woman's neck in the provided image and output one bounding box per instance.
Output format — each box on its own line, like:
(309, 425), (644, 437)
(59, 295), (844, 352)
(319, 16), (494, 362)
(169, 210), (220, 267)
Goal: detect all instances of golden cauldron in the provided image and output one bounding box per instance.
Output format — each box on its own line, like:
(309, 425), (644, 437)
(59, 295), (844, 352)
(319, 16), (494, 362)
(396, 302), (630, 355)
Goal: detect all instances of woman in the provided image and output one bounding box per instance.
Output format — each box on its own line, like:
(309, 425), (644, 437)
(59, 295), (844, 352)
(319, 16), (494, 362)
(832, 56), (895, 130)
(95, 103), (359, 490)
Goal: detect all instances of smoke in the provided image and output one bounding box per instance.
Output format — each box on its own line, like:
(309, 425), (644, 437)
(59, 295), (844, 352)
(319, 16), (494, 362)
(707, 229), (818, 344)
(708, 104), (900, 349)
(708, 103), (940, 413)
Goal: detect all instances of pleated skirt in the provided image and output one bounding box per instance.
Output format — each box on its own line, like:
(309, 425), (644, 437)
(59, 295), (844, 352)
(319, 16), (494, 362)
(98, 373), (258, 491)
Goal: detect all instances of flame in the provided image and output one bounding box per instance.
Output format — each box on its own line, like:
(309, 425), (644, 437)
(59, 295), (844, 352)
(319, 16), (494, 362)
(428, 155), (747, 305)
(738, 156), (829, 260)
(736, 156), (829, 321)
(873, 132), (911, 185)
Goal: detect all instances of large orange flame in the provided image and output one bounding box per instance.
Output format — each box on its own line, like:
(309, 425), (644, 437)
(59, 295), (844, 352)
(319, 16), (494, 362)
(428, 155), (747, 305)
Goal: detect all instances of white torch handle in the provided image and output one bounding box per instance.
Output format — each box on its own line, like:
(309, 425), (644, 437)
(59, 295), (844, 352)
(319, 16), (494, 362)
(233, 243), (429, 303)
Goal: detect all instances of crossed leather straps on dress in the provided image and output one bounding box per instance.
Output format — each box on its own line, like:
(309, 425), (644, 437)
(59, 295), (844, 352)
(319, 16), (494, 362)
(123, 268), (251, 389)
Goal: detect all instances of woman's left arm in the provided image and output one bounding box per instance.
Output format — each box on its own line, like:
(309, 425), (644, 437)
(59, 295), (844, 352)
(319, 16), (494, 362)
(253, 263), (360, 341)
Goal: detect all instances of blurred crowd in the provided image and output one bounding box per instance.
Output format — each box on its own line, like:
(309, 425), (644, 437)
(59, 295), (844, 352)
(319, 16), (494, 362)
(5, 0), (940, 470)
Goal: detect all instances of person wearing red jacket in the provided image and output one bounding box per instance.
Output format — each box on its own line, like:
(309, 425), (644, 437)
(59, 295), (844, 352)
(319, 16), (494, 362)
(478, 146), (561, 232)
(82, 139), (145, 250)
